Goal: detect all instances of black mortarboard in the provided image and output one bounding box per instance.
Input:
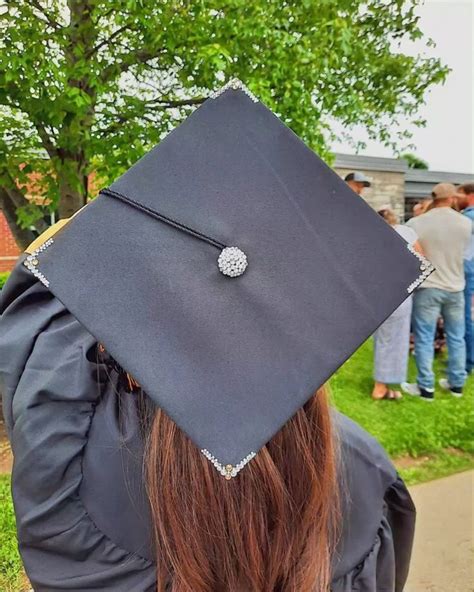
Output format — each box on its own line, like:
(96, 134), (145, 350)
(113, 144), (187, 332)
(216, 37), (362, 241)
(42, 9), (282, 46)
(24, 79), (432, 479)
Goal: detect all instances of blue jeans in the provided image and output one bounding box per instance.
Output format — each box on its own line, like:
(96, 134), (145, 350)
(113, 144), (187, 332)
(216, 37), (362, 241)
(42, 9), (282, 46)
(412, 288), (467, 390)
(465, 268), (474, 372)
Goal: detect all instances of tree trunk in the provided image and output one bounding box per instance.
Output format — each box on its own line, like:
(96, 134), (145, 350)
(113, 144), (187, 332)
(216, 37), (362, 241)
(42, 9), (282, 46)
(55, 0), (97, 220)
(56, 152), (89, 218)
(0, 188), (36, 250)
(58, 175), (87, 218)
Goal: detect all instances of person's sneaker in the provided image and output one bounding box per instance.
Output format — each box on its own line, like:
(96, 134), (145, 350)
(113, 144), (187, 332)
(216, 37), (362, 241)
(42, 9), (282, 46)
(401, 382), (420, 396)
(401, 382), (434, 401)
(438, 378), (463, 398)
(418, 387), (435, 402)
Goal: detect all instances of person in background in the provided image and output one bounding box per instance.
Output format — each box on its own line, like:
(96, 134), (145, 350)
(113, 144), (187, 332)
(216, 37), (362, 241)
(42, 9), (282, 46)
(344, 171), (371, 196)
(412, 200), (432, 217)
(412, 203), (424, 217)
(457, 183), (474, 373)
(402, 183), (471, 401)
(372, 208), (424, 400)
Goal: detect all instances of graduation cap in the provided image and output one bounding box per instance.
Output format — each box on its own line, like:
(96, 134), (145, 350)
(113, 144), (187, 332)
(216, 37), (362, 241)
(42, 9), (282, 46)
(24, 79), (433, 479)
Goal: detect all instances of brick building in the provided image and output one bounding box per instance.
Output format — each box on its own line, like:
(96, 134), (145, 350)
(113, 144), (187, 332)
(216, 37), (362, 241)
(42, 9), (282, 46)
(334, 154), (407, 219)
(0, 213), (21, 273)
(1, 154), (472, 273)
(334, 153), (473, 220)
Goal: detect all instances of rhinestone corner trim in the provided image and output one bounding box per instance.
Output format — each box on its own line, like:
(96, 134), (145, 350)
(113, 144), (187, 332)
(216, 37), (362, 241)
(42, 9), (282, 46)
(23, 238), (54, 288)
(407, 243), (435, 293)
(209, 78), (259, 103)
(201, 449), (256, 480)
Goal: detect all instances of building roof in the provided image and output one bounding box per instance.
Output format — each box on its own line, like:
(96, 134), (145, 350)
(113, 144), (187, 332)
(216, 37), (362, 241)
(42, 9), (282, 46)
(405, 169), (473, 199)
(334, 153), (473, 200)
(333, 153), (408, 173)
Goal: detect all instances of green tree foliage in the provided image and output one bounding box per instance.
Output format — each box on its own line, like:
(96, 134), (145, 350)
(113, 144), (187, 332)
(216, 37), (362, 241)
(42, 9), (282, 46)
(0, 0), (447, 248)
(401, 152), (429, 169)
(0, 272), (10, 289)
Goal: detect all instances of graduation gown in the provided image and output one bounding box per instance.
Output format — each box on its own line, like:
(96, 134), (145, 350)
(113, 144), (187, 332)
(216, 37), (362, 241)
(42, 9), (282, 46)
(0, 261), (416, 592)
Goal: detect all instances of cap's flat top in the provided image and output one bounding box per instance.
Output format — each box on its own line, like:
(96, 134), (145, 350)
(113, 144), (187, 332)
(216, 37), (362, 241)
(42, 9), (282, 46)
(36, 87), (423, 466)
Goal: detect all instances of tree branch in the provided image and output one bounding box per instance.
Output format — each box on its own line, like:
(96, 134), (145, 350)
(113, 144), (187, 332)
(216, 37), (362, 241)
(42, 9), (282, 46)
(34, 122), (59, 159)
(94, 112), (128, 138)
(99, 48), (165, 83)
(0, 187), (36, 250)
(86, 24), (131, 58)
(146, 97), (206, 108)
(28, 0), (63, 31)
(91, 6), (116, 25)
(4, 177), (49, 231)
(95, 96), (205, 138)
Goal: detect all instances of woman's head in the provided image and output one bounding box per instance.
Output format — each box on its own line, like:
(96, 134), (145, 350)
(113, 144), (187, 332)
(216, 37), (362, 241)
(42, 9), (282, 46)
(377, 207), (399, 226)
(145, 387), (339, 592)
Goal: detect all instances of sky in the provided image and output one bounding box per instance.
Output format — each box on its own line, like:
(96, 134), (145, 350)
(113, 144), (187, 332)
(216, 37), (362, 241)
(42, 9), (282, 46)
(332, 0), (473, 174)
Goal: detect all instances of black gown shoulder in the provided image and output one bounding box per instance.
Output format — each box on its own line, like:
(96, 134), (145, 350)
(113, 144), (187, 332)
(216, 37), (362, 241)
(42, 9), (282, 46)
(0, 262), (415, 592)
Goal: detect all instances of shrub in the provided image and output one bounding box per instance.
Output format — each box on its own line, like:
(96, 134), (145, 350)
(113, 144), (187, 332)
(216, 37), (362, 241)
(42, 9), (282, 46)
(0, 272), (11, 290)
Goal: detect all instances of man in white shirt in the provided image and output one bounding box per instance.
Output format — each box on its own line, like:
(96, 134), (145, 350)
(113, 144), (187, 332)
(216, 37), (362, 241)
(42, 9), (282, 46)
(402, 183), (472, 401)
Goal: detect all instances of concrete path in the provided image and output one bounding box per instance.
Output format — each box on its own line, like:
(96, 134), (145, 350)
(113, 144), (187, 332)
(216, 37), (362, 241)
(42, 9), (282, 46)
(406, 470), (473, 592)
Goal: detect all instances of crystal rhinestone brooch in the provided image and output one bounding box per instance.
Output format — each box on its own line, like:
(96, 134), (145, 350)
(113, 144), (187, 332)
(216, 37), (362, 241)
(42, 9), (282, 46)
(218, 246), (248, 277)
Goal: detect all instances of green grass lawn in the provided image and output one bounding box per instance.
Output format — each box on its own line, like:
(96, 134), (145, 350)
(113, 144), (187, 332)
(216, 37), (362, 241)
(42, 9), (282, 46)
(330, 339), (474, 483)
(0, 475), (28, 592)
(1, 338), (473, 590)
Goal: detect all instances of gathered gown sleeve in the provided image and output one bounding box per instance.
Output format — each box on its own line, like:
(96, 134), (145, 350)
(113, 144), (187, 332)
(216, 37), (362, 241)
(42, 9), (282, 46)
(0, 261), (156, 592)
(332, 475), (416, 592)
(384, 475), (416, 591)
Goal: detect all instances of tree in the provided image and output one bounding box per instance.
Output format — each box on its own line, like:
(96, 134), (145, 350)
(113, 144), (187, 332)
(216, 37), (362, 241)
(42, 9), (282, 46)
(401, 152), (429, 169)
(0, 0), (448, 248)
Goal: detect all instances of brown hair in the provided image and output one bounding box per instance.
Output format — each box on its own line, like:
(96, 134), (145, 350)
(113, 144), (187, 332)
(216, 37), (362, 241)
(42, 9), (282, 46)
(377, 208), (399, 226)
(144, 387), (339, 592)
(458, 183), (474, 195)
